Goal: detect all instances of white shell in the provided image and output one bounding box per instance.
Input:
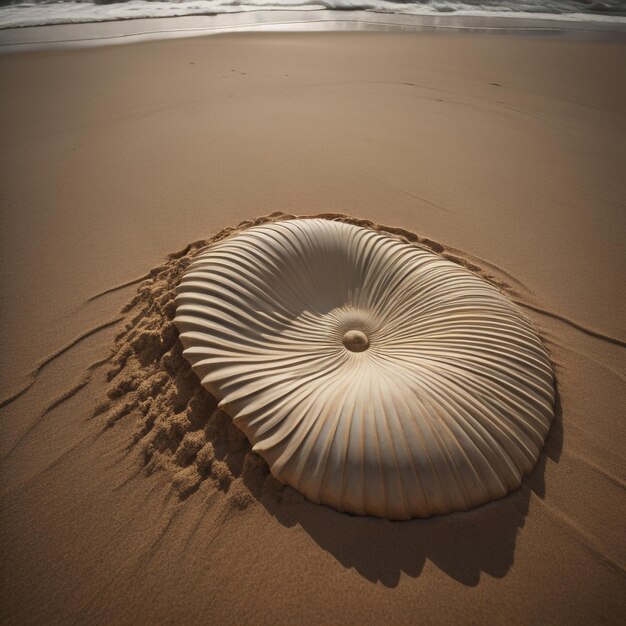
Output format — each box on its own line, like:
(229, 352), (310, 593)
(174, 219), (555, 519)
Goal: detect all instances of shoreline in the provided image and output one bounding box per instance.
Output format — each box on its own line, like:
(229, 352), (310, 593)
(2, 10), (626, 53)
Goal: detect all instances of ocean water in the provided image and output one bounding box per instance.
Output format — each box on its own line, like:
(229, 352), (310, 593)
(1, 0), (625, 29)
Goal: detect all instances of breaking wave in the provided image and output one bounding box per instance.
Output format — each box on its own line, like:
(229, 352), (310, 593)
(1, 0), (625, 29)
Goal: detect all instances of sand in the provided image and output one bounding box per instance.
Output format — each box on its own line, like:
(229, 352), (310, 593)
(0, 31), (624, 624)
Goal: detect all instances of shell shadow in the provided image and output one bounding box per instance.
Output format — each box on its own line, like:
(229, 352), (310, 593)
(248, 390), (563, 588)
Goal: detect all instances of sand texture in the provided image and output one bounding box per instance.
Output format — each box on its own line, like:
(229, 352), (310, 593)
(0, 32), (624, 624)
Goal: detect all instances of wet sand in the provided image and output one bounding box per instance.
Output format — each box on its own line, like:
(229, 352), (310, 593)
(0, 31), (624, 624)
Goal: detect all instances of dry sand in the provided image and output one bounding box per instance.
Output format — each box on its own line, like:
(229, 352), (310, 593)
(0, 31), (624, 624)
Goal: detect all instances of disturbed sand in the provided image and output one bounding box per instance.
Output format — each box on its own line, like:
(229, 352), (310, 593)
(0, 32), (625, 624)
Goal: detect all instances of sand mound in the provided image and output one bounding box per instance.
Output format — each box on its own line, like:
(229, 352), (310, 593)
(99, 216), (289, 507)
(101, 213), (554, 516)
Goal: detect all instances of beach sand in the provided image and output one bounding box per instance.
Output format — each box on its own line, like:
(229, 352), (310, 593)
(0, 31), (624, 623)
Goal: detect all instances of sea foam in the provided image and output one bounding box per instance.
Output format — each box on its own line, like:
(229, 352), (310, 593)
(1, 0), (625, 30)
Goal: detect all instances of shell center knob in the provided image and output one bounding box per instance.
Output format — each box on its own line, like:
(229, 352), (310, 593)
(343, 330), (369, 352)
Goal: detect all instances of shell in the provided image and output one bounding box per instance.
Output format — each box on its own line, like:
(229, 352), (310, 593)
(174, 219), (555, 519)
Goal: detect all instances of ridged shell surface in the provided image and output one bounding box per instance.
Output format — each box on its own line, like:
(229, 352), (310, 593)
(174, 219), (555, 519)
